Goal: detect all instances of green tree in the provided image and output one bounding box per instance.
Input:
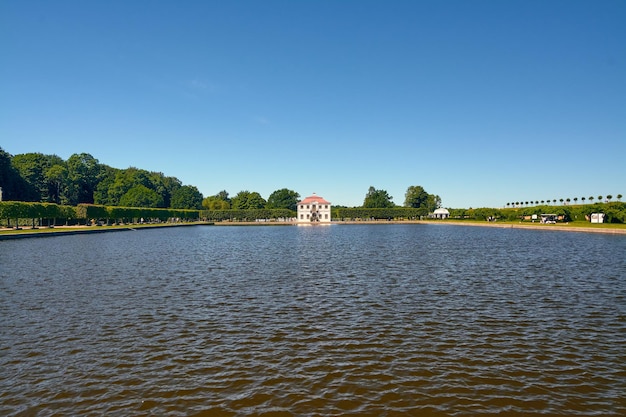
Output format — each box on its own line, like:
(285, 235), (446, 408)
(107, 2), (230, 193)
(0, 148), (29, 201)
(44, 164), (69, 204)
(170, 185), (203, 209)
(93, 165), (119, 205)
(216, 190), (231, 203)
(202, 196), (230, 210)
(598, 195), (603, 202)
(267, 188), (300, 211)
(203, 190), (231, 210)
(363, 186), (395, 208)
(231, 191), (266, 209)
(120, 185), (164, 208)
(11, 153), (63, 202)
(606, 195), (612, 202)
(426, 194), (441, 212)
(66, 153), (102, 205)
(617, 194), (622, 201)
(404, 185), (430, 208)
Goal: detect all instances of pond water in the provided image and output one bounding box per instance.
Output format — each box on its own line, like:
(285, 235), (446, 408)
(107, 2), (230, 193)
(1, 224), (625, 416)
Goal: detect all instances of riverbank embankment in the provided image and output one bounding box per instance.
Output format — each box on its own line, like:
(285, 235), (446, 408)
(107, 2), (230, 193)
(0, 222), (214, 240)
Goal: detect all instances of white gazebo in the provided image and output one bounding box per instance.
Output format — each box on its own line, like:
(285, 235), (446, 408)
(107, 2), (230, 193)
(297, 193), (331, 223)
(431, 208), (450, 219)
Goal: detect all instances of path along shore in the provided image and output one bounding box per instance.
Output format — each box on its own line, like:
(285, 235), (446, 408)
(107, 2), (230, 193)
(1, 219), (625, 240)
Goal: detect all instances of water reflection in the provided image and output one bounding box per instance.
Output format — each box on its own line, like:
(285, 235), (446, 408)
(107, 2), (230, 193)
(1, 225), (625, 416)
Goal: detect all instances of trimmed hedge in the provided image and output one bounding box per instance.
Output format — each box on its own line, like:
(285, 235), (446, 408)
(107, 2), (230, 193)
(200, 209), (295, 221)
(333, 207), (428, 220)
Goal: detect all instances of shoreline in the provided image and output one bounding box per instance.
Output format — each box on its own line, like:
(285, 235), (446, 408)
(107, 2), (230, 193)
(0, 222), (213, 240)
(1, 219), (625, 240)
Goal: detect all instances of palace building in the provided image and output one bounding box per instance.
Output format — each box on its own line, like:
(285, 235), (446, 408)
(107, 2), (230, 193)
(297, 193), (331, 223)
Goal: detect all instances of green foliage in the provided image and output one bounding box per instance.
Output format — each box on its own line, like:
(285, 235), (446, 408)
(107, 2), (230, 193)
(202, 196), (230, 210)
(231, 191), (266, 210)
(404, 185), (439, 212)
(120, 185), (165, 208)
(363, 186), (395, 208)
(266, 188), (300, 211)
(0, 148), (29, 201)
(171, 185), (203, 209)
(334, 207), (427, 220)
(0, 201), (77, 226)
(45, 164), (69, 204)
(66, 153), (102, 205)
(200, 209), (294, 221)
(203, 190), (231, 210)
(10, 153), (64, 202)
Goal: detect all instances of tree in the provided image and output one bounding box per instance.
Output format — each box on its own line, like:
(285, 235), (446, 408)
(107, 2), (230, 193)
(581, 197), (586, 204)
(171, 185), (203, 209)
(573, 197), (578, 204)
(589, 196), (594, 203)
(66, 153), (102, 205)
(216, 190), (230, 203)
(45, 164), (69, 204)
(598, 195), (603, 203)
(267, 188), (300, 211)
(231, 191), (266, 209)
(11, 153), (63, 202)
(93, 165), (119, 205)
(426, 194), (441, 212)
(202, 196), (230, 210)
(0, 148), (29, 201)
(606, 195), (613, 202)
(363, 186), (394, 208)
(404, 185), (430, 209)
(203, 190), (231, 210)
(618, 194), (622, 202)
(120, 185), (164, 208)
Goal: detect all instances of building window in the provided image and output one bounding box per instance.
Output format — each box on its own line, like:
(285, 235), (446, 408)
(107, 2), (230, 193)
(325, 214), (328, 219)
(300, 214), (303, 219)
(325, 205), (328, 209)
(307, 205), (309, 209)
(306, 214), (309, 219)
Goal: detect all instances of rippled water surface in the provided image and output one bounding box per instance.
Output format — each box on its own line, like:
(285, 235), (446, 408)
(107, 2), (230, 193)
(1, 224), (625, 416)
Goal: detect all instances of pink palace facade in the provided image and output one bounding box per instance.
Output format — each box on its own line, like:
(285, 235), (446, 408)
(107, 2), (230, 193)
(297, 194), (332, 223)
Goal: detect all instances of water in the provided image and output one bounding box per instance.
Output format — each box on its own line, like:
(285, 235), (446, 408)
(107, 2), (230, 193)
(1, 224), (625, 416)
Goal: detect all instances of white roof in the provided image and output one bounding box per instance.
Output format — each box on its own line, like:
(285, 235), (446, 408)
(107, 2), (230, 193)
(433, 208), (449, 214)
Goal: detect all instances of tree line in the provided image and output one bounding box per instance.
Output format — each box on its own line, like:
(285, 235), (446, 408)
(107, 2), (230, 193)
(1, 148), (441, 213)
(451, 202), (626, 224)
(506, 194), (622, 207)
(1, 148), (203, 209)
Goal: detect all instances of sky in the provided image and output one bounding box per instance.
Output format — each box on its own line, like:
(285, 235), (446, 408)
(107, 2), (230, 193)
(1, 0), (624, 208)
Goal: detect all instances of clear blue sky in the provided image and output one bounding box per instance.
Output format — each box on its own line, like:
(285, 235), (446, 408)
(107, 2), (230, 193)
(1, 0), (624, 208)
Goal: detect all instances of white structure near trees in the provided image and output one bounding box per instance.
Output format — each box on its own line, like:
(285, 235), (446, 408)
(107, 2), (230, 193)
(297, 193), (331, 223)
(431, 208), (450, 219)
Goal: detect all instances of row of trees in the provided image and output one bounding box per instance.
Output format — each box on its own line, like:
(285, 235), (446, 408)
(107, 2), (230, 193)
(2, 148), (443, 214)
(451, 202), (626, 224)
(506, 195), (622, 207)
(0, 201), (200, 227)
(0, 148), (204, 209)
(362, 185), (441, 211)
(202, 185), (441, 212)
